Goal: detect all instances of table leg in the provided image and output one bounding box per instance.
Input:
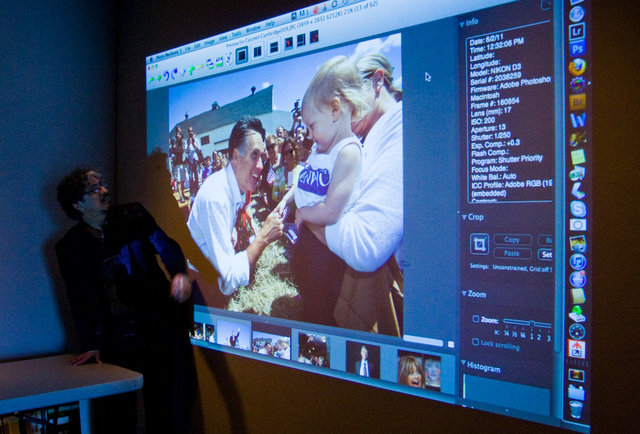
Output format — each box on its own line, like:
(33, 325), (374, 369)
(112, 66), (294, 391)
(78, 399), (92, 434)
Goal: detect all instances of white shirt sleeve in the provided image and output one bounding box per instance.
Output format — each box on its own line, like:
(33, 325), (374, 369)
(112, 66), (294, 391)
(187, 168), (250, 295)
(325, 103), (403, 272)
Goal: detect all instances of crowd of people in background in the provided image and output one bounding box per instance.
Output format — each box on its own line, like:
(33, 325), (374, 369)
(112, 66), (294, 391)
(168, 125), (227, 205)
(166, 112), (311, 213)
(255, 107), (315, 219)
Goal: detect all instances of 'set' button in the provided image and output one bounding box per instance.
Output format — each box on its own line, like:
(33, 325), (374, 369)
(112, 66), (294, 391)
(538, 248), (553, 261)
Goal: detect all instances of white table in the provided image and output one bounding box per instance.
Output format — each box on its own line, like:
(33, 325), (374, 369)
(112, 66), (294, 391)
(0, 354), (143, 433)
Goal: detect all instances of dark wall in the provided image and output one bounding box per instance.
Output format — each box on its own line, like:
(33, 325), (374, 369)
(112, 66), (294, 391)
(0, 0), (116, 360)
(590, 1), (640, 431)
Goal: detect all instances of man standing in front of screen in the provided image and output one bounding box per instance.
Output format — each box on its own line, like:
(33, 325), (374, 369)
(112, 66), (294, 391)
(187, 116), (284, 296)
(55, 169), (195, 434)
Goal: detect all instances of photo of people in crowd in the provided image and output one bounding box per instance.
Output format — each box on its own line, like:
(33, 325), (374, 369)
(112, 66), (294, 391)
(346, 341), (380, 379)
(204, 324), (216, 343)
(154, 34), (403, 337)
(252, 331), (291, 360)
(298, 333), (330, 368)
(397, 351), (441, 392)
(190, 321), (205, 341)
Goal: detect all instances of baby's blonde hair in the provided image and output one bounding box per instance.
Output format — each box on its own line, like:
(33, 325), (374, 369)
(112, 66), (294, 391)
(303, 55), (369, 122)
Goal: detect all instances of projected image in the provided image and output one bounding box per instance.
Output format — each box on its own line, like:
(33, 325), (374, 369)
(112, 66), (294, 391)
(397, 351), (425, 389)
(297, 332), (330, 368)
(423, 355), (441, 392)
(397, 351), (441, 392)
(190, 321), (205, 341)
(161, 35), (403, 336)
(252, 331), (291, 360)
(146, 0), (594, 428)
(346, 341), (380, 379)
(217, 320), (251, 350)
(204, 324), (216, 343)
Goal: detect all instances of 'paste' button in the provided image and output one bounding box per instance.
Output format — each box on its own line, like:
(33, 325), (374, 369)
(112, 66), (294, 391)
(494, 247), (532, 259)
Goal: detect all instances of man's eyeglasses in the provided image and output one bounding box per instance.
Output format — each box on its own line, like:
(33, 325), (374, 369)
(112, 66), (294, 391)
(83, 182), (106, 196)
(284, 149), (295, 156)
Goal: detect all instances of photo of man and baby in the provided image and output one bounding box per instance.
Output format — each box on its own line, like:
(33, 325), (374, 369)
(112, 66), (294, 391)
(159, 35), (403, 337)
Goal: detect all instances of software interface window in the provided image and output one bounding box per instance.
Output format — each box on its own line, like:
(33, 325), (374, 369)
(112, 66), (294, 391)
(146, 1), (592, 430)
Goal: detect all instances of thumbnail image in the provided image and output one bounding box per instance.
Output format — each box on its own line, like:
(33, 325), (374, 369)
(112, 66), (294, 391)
(190, 321), (205, 341)
(298, 332), (330, 368)
(252, 331), (291, 360)
(204, 324), (216, 343)
(397, 351), (441, 392)
(217, 320), (251, 351)
(156, 33), (403, 338)
(397, 351), (424, 389)
(346, 341), (380, 379)
(423, 355), (441, 391)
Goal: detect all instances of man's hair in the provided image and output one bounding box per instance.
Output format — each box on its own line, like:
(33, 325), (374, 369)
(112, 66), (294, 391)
(229, 116), (266, 157)
(56, 168), (99, 220)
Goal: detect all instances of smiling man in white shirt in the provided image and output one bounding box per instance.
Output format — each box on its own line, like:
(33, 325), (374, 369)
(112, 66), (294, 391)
(187, 116), (284, 295)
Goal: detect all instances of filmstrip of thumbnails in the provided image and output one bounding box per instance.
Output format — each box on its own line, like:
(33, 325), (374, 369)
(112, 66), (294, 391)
(191, 318), (442, 392)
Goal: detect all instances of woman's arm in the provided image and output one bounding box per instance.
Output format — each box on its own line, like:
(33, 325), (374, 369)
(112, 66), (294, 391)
(298, 143), (360, 226)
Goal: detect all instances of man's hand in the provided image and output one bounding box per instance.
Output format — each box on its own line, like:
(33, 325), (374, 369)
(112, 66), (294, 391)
(273, 197), (288, 219)
(258, 209), (284, 244)
(170, 272), (192, 303)
(71, 350), (101, 366)
(247, 209), (283, 269)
